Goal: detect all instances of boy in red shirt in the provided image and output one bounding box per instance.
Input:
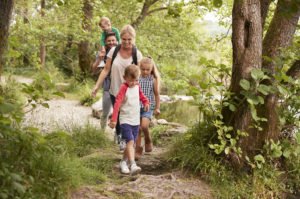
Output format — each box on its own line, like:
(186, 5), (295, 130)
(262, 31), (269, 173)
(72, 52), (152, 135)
(109, 64), (149, 175)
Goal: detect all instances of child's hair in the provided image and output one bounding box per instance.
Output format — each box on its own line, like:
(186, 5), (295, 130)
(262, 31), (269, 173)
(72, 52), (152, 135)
(99, 17), (111, 26)
(124, 64), (140, 80)
(140, 57), (161, 90)
(120, 25), (136, 43)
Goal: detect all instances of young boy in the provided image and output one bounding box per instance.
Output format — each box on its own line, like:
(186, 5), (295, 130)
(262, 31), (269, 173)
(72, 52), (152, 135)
(98, 17), (120, 65)
(109, 64), (149, 175)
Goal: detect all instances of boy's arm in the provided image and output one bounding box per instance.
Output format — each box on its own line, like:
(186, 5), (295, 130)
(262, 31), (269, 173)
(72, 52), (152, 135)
(112, 27), (121, 43)
(138, 85), (149, 107)
(111, 84), (127, 122)
(100, 32), (106, 47)
(153, 78), (160, 114)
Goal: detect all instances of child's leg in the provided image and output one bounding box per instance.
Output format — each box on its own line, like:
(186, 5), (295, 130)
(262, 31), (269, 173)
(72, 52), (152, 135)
(135, 125), (143, 160)
(140, 117), (152, 152)
(121, 124), (140, 163)
(136, 128), (142, 147)
(121, 124), (141, 175)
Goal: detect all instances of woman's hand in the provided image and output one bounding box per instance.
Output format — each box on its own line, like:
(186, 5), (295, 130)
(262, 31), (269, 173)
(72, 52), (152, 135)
(91, 86), (99, 97)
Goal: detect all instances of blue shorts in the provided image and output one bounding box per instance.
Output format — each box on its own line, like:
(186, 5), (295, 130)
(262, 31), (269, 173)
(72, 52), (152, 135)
(140, 108), (153, 119)
(120, 123), (139, 143)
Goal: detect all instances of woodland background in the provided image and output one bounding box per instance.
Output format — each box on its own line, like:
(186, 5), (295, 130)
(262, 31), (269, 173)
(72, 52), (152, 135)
(0, 0), (300, 198)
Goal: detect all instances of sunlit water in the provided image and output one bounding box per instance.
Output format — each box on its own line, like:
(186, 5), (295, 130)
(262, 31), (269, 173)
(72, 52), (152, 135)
(156, 100), (199, 126)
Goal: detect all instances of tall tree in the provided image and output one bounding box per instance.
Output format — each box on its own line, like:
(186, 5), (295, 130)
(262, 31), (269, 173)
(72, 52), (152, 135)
(40, 0), (46, 67)
(23, 2), (30, 66)
(78, 0), (93, 74)
(223, 0), (300, 167)
(0, 0), (15, 76)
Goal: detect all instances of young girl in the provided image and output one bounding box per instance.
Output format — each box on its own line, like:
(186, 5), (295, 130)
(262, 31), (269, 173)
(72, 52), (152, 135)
(135, 57), (161, 159)
(109, 64), (149, 175)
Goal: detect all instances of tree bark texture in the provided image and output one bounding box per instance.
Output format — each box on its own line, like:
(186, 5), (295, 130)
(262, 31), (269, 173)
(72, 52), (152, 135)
(224, 0), (300, 168)
(78, 0), (93, 74)
(223, 0), (262, 166)
(23, 6), (30, 66)
(260, 0), (300, 141)
(0, 0), (14, 76)
(40, 0), (46, 67)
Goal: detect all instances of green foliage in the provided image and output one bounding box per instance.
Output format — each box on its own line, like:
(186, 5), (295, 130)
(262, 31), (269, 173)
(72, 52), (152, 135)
(209, 121), (247, 156)
(168, 121), (300, 198)
(79, 83), (98, 106)
(0, 74), (112, 198)
(70, 125), (110, 157)
(150, 125), (169, 146)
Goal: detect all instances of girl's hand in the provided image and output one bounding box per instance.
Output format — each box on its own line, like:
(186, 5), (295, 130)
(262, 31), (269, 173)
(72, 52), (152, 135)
(144, 104), (150, 112)
(109, 121), (116, 129)
(154, 108), (160, 115)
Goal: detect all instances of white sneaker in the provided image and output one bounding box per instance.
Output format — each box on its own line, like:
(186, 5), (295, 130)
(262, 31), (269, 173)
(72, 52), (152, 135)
(119, 140), (126, 151)
(119, 160), (130, 174)
(130, 163), (141, 175)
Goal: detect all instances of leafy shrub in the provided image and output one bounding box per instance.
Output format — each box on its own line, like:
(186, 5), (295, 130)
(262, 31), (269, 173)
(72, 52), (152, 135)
(0, 79), (110, 198)
(168, 121), (300, 198)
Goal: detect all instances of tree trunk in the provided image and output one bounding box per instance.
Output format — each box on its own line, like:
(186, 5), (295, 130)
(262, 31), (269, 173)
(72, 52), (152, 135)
(40, 0), (46, 67)
(78, 0), (93, 74)
(223, 0), (262, 167)
(223, 0), (300, 168)
(23, 6), (30, 66)
(0, 0), (14, 76)
(260, 0), (300, 141)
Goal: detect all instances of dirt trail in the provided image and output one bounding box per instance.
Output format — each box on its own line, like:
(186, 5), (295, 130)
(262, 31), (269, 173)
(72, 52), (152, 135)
(20, 83), (213, 198)
(72, 145), (213, 199)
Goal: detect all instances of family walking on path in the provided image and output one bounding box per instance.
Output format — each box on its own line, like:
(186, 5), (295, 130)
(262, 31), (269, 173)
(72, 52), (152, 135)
(91, 18), (161, 175)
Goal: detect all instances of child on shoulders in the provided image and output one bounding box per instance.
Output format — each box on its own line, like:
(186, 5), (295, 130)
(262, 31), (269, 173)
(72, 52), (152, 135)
(98, 17), (120, 64)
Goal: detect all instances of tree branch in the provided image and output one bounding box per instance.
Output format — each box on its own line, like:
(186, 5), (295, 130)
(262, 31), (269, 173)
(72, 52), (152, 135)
(261, 0), (272, 29)
(131, 0), (167, 29)
(147, 7), (168, 15)
(286, 60), (300, 79)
